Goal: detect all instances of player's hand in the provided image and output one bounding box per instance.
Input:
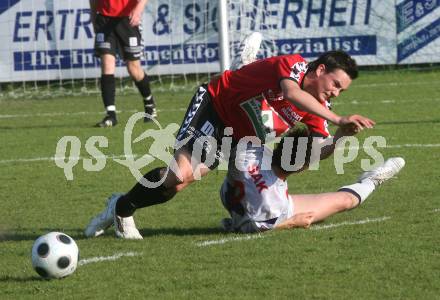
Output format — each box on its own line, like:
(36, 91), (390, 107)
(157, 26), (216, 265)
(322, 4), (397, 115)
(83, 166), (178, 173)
(338, 114), (375, 132)
(291, 212), (315, 229)
(337, 123), (360, 136)
(129, 9), (143, 27)
(274, 212), (315, 230)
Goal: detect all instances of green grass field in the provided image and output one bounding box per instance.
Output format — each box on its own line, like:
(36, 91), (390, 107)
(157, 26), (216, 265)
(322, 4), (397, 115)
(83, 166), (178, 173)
(1, 69), (440, 299)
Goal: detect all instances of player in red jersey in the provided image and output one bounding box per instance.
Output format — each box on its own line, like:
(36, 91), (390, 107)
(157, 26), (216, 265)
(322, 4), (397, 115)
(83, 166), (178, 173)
(85, 50), (375, 239)
(90, 0), (157, 127)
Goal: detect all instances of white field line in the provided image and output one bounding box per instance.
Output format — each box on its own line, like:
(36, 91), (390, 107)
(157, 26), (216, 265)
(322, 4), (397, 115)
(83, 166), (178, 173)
(1, 143), (439, 165)
(0, 108), (186, 119)
(1, 98), (439, 119)
(196, 234), (264, 247)
(0, 154), (140, 164)
(347, 143), (440, 150)
(310, 216), (391, 230)
(78, 251), (141, 266)
(354, 80), (438, 88)
(197, 216), (390, 247)
(333, 98), (439, 106)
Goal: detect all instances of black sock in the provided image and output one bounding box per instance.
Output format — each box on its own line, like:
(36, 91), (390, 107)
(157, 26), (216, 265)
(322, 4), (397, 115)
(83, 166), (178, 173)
(107, 110), (116, 119)
(101, 74), (116, 110)
(115, 167), (176, 217)
(134, 74), (155, 108)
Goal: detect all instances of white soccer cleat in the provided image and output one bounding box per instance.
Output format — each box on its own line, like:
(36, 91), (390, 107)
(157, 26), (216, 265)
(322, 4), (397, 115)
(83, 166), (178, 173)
(358, 157), (405, 187)
(114, 215), (143, 240)
(230, 32), (263, 70)
(84, 193), (122, 237)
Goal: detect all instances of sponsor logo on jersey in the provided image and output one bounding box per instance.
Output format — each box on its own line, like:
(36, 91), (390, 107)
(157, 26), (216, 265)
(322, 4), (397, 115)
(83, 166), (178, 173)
(280, 106), (303, 124)
(240, 96), (267, 141)
(248, 165), (268, 193)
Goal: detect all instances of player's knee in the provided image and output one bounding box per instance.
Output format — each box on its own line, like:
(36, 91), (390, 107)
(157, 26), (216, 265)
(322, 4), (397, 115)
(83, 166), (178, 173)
(101, 55), (116, 74)
(174, 178), (195, 192)
(126, 62), (143, 81)
(167, 173), (194, 192)
(338, 193), (358, 211)
(163, 167), (193, 189)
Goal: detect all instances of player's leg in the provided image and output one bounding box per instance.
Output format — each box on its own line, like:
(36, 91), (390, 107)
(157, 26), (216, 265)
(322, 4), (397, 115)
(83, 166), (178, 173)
(94, 15), (119, 127)
(292, 192), (358, 223)
(113, 148), (210, 239)
(292, 157), (406, 224)
(85, 84), (223, 238)
(126, 60), (157, 122)
(116, 147), (210, 216)
(230, 32), (263, 70)
(84, 147), (209, 239)
(118, 17), (157, 122)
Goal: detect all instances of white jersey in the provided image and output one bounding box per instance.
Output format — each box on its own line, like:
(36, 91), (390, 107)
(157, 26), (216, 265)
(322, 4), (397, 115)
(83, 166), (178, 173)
(220, 146), (294, 233)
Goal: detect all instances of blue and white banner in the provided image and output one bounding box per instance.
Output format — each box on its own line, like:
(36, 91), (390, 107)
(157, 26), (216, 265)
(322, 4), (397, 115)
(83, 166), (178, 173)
(396, 0), (440, 63)
(0, 0), (439, 82)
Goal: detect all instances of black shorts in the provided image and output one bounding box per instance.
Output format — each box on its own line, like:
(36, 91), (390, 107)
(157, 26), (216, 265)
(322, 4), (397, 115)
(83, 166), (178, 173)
(176, 84), (226, 170)
(94, 14), (144, 61)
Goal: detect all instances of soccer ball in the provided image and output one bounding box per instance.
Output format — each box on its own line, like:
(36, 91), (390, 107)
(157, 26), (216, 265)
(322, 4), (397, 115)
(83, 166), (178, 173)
(31, 232), (79, 279)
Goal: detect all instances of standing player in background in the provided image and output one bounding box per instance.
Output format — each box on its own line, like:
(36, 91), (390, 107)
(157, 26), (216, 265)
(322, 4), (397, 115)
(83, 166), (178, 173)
(85, 47), (375, 239)
(90, 0), (157, 127)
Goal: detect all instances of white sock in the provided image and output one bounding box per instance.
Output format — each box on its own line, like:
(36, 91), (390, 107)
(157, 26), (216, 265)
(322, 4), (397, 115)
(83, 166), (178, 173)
(338, 178), (376, 205)
(106, 105), (116, 112)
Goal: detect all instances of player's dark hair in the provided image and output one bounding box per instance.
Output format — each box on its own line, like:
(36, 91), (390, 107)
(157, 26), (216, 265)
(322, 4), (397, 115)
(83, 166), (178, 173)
(307, 50), (358, 79)
(272, 125), (313, 174)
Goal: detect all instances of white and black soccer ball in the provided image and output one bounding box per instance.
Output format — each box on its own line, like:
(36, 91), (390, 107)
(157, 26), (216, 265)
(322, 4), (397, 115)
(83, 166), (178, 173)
(31, 232), (79, 279)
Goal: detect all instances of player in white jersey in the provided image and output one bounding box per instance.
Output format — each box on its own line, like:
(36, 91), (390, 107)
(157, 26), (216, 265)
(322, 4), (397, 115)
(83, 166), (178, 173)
(220, 127), (405, 233)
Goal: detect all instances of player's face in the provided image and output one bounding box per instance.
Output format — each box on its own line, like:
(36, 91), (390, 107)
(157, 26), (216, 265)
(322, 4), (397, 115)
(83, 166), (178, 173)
(309, 65), (352, 103)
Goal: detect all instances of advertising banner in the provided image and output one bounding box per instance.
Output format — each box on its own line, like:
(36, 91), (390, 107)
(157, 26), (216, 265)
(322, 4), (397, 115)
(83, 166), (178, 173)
(0, 0), (438, 82)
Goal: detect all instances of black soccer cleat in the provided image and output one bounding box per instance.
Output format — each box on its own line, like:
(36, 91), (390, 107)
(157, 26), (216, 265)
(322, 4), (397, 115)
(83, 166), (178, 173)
(143, 104), (157, 123)
(95, 115), (118, 128)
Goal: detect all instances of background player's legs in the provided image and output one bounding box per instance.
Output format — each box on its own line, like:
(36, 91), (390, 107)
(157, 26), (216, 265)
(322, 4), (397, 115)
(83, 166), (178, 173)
(96, 54), (117, 127)
(126, 59), (157, 122)
(292, 192), (358, 223)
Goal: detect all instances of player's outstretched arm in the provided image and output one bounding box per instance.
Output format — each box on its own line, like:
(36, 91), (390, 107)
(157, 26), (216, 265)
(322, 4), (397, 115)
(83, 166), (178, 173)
(281, 79), (342, 124)
(280, 79), (375, 130)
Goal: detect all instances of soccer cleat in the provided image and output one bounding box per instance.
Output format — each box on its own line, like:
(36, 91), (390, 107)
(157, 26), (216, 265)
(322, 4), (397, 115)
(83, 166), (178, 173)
(95, 115), (117, 127)
(230, 32), (263, 70)
(144, 95), (157, 123)
(143, 105), (157, 123)
(84, 193), (122, 237)
(358, 157), (405, 187)
(114, 215), (143, 240)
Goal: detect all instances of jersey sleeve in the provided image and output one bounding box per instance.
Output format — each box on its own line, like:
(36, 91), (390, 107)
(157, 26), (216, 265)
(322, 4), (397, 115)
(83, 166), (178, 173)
(275, 54), (308, 84)
(301, 100), (331, 137)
